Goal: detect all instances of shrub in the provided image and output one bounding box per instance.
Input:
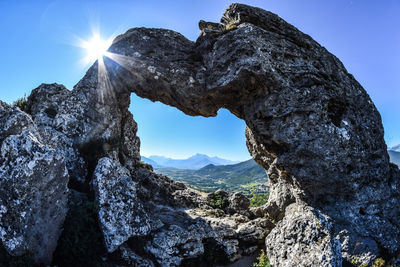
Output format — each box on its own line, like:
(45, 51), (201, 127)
(13, 94), (27, 112)
(225, 22), (238, 31)
(138, 160), (153, 171)
(250, 187), (269, 207)
(207, 191), (229, 210)
(372, 258), (385, 267)
(210, 198), (228, 210)
(253, 250), (271, 267)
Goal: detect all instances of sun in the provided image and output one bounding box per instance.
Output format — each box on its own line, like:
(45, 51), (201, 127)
(81, 34), (112, 63)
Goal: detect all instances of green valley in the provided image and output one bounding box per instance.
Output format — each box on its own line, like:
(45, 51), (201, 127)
(154, 159), (268, 195)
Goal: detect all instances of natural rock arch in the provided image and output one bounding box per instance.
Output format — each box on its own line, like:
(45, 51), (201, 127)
(73, 3), (400, 265)
(1, 3), (399, 266)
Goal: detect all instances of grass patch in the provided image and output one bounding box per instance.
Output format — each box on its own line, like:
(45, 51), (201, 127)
(372, 258), (385, 267)
(225, 22), (238, 31)
(13, 94), (28, 112)
(253, 250), (271, 267)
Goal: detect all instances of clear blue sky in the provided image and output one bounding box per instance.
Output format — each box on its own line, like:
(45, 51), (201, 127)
(0, 1), (399, 161)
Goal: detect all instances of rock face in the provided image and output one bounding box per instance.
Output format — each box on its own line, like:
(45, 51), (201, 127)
(75, 3), (398, 266)
(92, 157), (151, 252)
(265, 203), (342, 266)
(0, 3), (399, 266)
(0, 101), (69, 264)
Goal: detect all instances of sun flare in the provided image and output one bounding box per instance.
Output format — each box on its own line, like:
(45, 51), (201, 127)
(81, 34), (112, 64)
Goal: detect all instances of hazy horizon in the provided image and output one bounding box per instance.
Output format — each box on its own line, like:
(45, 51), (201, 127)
(141, 153), (248, 162)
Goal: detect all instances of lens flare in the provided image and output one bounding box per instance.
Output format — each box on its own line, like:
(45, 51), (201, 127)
(80, 33), (112, 64)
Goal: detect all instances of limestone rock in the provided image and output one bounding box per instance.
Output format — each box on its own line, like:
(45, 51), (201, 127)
(206, 190), (251, 217)
(265, 203), (342, 267)
(73, 2), (399, 264)
(92, 157), (151, 252)
(143, 205), (267, 266)
(26, 83), (88, 183)
(119, 244), (155, 267)
(237, 218), (270, 244)
(26, 81), (141, 185)
(228, 192), (250, 215)
(0, 101), (69, 264)
(145, 222), (209, 266)
(338, 229), (379, 266)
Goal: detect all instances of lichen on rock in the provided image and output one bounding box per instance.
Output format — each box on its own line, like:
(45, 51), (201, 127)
(0, 101), (69, 264)
(92, 157), (151, 252)
(75, 2), (399, 265)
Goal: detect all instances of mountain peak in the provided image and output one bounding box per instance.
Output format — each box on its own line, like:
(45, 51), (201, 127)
(389, 144), (400, 152)
(143, 154), (241, 169)
(191, 153), (208, 158)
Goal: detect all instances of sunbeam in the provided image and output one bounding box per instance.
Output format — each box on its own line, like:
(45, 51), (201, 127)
(83, 34), (112, 63)
(80, 34), (112, 63)
(105, 51), (144, 79)
(76, 30), (113, 66)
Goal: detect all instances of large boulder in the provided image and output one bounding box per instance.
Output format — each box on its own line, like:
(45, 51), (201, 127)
(92, 157), (151, 252)
(142, 204), (269, 266)
(265, 203), (342, 267)
(228, 192), (250, 215)
(26, 83), (88, 183)
(0, 101), (69, 264)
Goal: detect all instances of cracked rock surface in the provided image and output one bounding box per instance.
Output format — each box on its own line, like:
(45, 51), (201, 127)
(77, 3), (398, 265)
(0, 101), (69, 264)
(92, 157), (151, 252)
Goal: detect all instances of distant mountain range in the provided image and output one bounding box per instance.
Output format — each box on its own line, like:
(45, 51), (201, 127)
(140, 157), (164, 168)
(388, 150), (400, 167)
(154, 159), (268, 194)
(141, 154), (240, 170)
(389, 144), (400, 152)
(143, 147), (400, 194)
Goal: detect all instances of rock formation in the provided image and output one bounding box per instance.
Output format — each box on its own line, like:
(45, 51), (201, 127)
(0, 3), (399, 266)
(0, 101), (69, 264)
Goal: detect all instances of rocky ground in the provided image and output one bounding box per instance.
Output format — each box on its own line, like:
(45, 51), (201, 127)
(0, 3), (399, 267)
(0, 89), (270, 266)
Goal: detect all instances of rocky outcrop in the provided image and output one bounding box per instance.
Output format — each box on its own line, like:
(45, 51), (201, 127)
(1, 85), (267, 266)
(265, 203), (342, 266)
(0, 2), (399, 266)
(74, 2), (399, 265)
(142, 204), (270, 266)
(92, 157), (151, 252)
(26, 83), (88, 184)
(0, 101), (69, 264)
